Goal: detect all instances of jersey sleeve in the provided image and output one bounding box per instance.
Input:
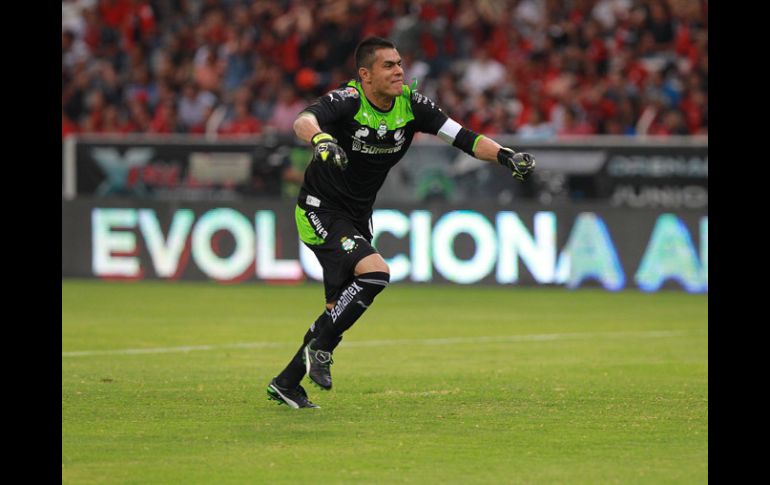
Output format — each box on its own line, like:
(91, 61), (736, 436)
(411, 90), (483, 157)
(300, 86), (360, 127)
(410, 91), (449, 135)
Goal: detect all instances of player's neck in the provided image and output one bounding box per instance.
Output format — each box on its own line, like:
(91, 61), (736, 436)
(361, 84), (395, 112)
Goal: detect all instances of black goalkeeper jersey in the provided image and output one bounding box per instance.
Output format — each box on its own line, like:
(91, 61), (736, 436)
(298, 80), (448, 224)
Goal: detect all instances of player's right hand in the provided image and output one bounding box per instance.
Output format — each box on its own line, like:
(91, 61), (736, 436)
(497, 147), (536, 182)
(311, 132), (348, 170)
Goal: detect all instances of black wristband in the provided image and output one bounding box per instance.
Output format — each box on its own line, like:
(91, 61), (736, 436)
(497, 147), (515, 166)
(451, 127), (482, 156)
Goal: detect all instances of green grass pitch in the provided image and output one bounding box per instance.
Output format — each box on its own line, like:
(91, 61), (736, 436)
(62, 280), (707, 484)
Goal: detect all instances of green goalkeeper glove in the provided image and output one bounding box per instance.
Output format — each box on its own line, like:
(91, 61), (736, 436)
(497, 147), (536, 181)
(311, 132), (348, 170)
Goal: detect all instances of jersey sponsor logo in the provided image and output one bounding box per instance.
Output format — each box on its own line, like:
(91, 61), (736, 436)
(351, 124), (406, 154)
(307, 211), (329, 239)
(353, 143), (406, 155)
(330, 282), (364, 322)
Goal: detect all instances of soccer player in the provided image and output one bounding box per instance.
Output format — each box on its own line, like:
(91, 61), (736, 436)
(267, 37), (536, 408)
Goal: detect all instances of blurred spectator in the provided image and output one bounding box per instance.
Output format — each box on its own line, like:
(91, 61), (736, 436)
(98, 0), (132, 31)
(100, 104), (123, 133)
(592, 0), (632, 30)
(194, 48), (225, 94)
(223, 31), (257, 92)
(92, 61), (123, 106)
(616, 97), (639, 135)
(124, 65), (158, 108)
(188, 104), (217, 135)
(149, 99), (184, 133)
(61, 0), (707, 138)
(62, 112), (79, 138)
(62, 0), (88, 37)
(635, 92), (668, 135)
(558, 105), (595, 137)
(178, 81), (217, 131)
(219, 102), (262, 136)
(645, 0), (675, 49)
(123, 98), (153, 133)
(460, 45), (506, 96)
(517, 107), (556, 140)
(81, 90), (108, 133)
(679, 87), (707, 135)
(63, 67), (91, 123)
(62, 30), (91, 71)
(269, 85), (306, 134)
(657, 109), (689, 135)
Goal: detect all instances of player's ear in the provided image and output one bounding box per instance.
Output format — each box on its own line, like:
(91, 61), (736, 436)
(359, 67), (370, 84)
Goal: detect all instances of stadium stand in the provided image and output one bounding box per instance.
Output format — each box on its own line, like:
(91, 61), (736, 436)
(61, 0), (707, 138)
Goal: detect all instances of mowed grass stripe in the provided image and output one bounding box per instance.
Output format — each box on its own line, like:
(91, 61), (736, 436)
(62, 329), (689, 357)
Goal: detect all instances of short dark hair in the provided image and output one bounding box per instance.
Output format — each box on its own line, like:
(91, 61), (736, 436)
(354, 37), (397, 72)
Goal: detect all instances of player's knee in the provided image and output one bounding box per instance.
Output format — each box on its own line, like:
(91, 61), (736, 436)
(377, 261), (390, 275)
(356, 271), (390, 301)
(355, 253), (389, 276)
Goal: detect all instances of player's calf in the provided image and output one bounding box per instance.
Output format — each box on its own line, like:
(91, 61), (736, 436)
(305, 271), (390, 389)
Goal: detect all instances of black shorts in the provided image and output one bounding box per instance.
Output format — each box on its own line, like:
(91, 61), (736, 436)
(295, 205), (378, 303)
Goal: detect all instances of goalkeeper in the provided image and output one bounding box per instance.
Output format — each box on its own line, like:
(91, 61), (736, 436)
(267, 37), (536, 409)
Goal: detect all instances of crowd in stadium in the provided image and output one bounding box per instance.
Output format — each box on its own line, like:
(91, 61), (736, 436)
(62, 0), (708, 139)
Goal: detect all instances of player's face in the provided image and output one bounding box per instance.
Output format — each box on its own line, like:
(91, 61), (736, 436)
(369, 48), (404, 98)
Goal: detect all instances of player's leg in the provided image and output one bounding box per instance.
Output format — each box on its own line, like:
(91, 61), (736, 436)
(273, 310), (329, 386)
(273, 273), (345, 390)
(304, 252), (390, 389)
(313, 253), (390, 348)
(267, 206), (341, 406)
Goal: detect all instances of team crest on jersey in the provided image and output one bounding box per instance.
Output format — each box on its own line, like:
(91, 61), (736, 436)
(376, 119), (388, 139)
(340, 236), (357, 253)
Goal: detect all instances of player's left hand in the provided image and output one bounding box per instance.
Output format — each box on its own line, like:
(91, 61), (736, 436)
(497, 148), (536, 182)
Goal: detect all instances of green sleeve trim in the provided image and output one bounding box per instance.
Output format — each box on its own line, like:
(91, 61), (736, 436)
(295, 205), (325, 245)
(472, 135), (485, 154)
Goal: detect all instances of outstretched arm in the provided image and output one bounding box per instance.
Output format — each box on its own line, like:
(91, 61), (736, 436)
(472, 135), (503, 162)
(473, 135), (536, 182)
(412, 89), (536, 179)
(435, 117), (536, 181)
